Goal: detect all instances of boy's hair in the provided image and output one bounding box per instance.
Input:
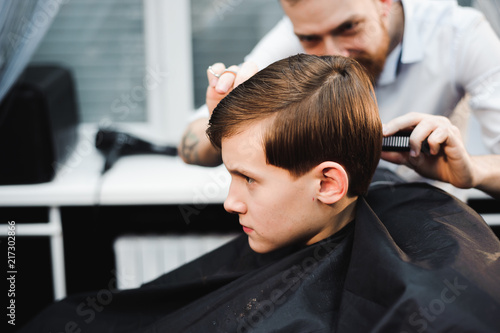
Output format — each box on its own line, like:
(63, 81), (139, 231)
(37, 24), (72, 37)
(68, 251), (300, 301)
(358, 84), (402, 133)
(207, 54), (382, 196)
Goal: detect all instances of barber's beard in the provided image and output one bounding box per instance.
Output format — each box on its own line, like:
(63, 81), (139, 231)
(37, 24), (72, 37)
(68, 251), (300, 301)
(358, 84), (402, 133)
(353, 22), (390, 86)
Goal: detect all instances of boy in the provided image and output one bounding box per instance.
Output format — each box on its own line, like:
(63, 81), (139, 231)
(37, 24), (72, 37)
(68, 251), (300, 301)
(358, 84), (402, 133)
(20, 55), (500, 332)
(206, 53), (382, 254)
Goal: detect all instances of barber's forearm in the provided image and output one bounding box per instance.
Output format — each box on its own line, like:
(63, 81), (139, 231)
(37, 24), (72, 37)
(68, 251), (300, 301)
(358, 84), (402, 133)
(471, 155), (500, 200)
(178, 117), (222, 166)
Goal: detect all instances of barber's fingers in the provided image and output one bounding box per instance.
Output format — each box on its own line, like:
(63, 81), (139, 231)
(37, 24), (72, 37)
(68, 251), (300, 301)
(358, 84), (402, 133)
(382, 112), (426, 136)
(206, 61), (259, 115)
(424, 126), (454, 155)
(207, 63), (226, 87)
(424, 124), (465, 161)
(407, 115), (455, 157)
(207, 61), (259, 93)
(216, 65), (240, 94)
(383, 112), (426, 157)
(380, 151), (408, 165)
(215, 61), (258, 93)
(207, 63), (244, 114)
(234, 61), (258, 87)
(382, 117), (464, 161)
(383, 112), (455, 156)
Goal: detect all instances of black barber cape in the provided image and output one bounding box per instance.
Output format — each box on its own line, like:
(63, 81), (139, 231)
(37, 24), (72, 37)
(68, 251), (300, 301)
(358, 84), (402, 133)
(19, 183), (500, 332)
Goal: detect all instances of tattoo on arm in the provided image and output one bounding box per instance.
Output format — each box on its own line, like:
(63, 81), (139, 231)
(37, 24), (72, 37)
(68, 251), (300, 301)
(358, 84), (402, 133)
(180, 130), (201, 164)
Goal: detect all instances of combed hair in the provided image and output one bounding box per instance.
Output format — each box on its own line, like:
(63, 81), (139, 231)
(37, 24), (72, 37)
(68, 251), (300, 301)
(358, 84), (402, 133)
(207, 54), (382, 196)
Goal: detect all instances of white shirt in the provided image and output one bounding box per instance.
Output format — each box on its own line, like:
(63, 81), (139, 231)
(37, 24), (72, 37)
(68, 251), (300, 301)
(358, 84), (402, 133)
(376, 0), (500, 155)
(195, 0), (500, 156)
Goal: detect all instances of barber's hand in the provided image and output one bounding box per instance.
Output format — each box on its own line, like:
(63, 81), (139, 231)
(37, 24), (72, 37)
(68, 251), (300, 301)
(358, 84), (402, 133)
(381, 112), (476, 189)
(206, 61), (258, 115)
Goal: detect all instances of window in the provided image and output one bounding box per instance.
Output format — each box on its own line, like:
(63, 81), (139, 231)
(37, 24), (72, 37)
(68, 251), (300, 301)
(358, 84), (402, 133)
(31, 0), (284, 144)
(190, 0), (283, 108)
(32, 0), (193, 144)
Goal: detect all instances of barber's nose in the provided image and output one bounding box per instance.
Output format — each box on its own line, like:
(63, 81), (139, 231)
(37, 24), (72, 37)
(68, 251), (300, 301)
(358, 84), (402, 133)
(324, 38), (349, 57)
(224, 183), (247, 215)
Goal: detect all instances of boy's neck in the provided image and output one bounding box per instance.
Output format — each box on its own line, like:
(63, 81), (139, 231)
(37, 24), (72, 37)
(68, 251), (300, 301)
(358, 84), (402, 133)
(332, 196), (358, 233)
(306, 196), (358, 246)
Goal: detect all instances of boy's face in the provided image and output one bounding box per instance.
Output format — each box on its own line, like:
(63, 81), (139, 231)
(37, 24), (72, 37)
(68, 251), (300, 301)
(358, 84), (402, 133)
(221, 122), (337, 253)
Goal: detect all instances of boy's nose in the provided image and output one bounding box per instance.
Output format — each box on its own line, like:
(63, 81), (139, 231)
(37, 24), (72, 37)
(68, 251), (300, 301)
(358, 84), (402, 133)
(224, 185), (247, 215)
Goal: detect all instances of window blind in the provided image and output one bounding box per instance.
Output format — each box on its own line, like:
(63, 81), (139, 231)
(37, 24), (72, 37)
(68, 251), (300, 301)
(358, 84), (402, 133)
(31, 0), (146, 123)
(31, 0), (285, 121)
(190, 0), (284, 108)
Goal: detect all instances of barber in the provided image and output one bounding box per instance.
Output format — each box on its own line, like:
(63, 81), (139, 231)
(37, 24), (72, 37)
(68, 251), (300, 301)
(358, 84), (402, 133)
(178, 0), (500, 199)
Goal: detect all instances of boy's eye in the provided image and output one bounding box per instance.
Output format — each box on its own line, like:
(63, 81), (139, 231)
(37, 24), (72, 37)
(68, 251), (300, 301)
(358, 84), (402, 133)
(245, 176), (255, 184)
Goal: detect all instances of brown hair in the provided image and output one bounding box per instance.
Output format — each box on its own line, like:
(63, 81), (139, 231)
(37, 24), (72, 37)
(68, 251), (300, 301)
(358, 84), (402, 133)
(207, 54), (382, 196)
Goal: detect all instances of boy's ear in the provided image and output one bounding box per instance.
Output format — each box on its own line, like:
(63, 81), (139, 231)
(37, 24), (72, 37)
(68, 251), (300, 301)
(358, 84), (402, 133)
(313, 162), (349, 205)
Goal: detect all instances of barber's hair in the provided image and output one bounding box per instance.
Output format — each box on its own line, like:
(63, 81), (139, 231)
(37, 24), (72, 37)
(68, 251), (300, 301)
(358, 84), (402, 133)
(207, 54), (382, 196)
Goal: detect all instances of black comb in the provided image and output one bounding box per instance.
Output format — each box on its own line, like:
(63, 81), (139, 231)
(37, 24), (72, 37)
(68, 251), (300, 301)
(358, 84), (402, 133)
(382, 131), (430, 154)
